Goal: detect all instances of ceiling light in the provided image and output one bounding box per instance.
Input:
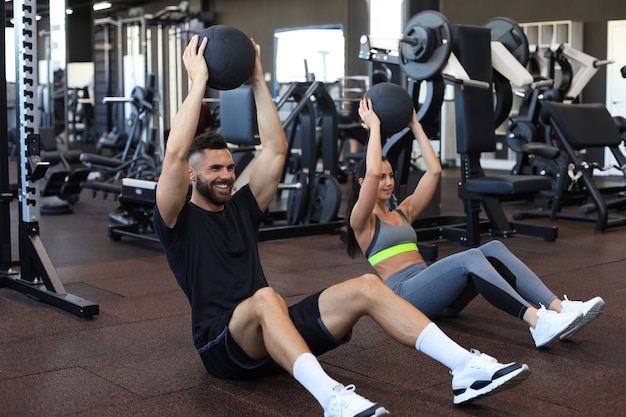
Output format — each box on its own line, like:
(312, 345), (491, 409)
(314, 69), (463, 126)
(93, 2), (112, 11)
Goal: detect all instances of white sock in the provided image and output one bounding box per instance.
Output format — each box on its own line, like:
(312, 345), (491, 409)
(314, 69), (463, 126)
(415, 322), (472, 372)
(292, 352), (340, 411)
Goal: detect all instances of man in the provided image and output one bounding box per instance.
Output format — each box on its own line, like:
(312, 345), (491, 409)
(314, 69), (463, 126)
(154, 34), (529, 417)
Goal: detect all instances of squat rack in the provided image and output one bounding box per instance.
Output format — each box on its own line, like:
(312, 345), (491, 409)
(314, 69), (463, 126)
(0, 0), (98, 318)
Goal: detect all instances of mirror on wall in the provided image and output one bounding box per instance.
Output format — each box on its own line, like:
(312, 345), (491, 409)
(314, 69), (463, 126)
(48, 0), (67, 145)
(39, 0), (94, 147)
(32, 0), (67, 145)
(5, 25), (17, 134)
(4, 0), (65, 147)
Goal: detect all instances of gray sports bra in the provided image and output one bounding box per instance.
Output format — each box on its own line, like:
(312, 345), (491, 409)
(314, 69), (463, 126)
(365, 210), (418, 266)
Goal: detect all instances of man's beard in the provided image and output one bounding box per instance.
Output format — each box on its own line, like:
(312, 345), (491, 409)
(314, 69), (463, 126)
(196, 175), (233, 206)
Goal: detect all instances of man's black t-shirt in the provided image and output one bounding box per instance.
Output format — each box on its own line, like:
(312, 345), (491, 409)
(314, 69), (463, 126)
(153, 185), (268, 349)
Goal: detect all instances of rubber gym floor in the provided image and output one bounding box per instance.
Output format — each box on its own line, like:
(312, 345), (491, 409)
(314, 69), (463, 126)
(1, 161), (625, 417)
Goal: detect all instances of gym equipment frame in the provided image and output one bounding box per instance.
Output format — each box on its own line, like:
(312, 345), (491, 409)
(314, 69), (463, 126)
(360, 12), (557, 248)
(0, 0), (98, 318)
(417, 25), (557, 247)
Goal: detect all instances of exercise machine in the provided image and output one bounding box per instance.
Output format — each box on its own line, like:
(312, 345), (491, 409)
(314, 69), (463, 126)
(38, 126), (91, 215)
(105, 85), (255, 243)
(105, 81), (345, 244)
(0, 0), (98, 318)
(513, 101), (626, 232)
(219, 81), (344, 240)
(81, 79), (161, 198)
(506, 46), (618, 210)
(359, 12), (557, 248)
(92, 4), (214, 162)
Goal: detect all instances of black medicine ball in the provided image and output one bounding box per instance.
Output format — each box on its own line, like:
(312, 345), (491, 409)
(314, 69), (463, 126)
(364, 82), (414, 137)
(198, 25), (256, 90)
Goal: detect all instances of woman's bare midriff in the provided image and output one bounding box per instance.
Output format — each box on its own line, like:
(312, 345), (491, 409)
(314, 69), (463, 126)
(373, 250), (424, 282)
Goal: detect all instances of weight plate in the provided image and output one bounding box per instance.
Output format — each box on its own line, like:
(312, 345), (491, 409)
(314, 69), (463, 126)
(400, 11), (453, 81)
(407, 76), (445, 136)
(493, 70), (513, 128)
(286, 171), (308, 225)
(554, 54), (573, 97)
(506, 120), (537, 153)
(485, 17), (530, 66)
(303, 173), (341, 224)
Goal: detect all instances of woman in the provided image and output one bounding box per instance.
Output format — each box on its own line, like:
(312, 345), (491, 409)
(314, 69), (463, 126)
(345, 97), (605, 348)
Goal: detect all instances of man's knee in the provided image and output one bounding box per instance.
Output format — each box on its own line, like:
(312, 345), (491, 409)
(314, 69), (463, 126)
(350, 273), (387, 295)
(363, 272), (383, 282)
(251, 287), (288, 311)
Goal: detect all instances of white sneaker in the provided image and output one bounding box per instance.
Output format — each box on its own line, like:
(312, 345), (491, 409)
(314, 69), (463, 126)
(324, 384), (389, 417)
(559, 295), (605, 340)
(530, 305), (582, 348)
(451, 349), (529, 405)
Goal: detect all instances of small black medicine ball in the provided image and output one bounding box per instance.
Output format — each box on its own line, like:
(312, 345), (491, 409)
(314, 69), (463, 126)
(198, 25), (256, 90)
(364, 82), (414, 137)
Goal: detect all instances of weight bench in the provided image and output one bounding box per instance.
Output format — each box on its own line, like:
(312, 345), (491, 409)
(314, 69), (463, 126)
(108, 177), (160, 242)
(453, 26), (558, 246)
(80, 151), (158, 201)
(514, 101), (626, 232)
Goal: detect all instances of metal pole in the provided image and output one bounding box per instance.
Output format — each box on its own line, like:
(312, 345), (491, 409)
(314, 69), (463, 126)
(15, 0), (41, 227)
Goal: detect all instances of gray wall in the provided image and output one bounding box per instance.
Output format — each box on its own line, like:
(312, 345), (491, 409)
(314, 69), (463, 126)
(207, 0), (370, 84)
(108, 0), (370, 94)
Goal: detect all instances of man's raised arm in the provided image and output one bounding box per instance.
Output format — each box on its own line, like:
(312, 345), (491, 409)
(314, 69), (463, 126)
(246, 39), (288, 212)
(156, 35), (208, 228)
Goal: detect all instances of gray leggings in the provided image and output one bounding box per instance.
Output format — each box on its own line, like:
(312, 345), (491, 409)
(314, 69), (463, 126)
(385, 240), (557, 320)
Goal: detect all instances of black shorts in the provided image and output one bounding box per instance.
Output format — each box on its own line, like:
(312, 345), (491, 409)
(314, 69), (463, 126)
(198, 290), (352, 380)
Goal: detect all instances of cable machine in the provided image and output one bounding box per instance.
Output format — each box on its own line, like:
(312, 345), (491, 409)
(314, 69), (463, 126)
(0, 0), (98, 318)
(93, 5), (214, 162)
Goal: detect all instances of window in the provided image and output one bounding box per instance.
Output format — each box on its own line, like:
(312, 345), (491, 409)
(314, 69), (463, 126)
(274, 25), (345, 89)
(370, 0), (405, 37)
